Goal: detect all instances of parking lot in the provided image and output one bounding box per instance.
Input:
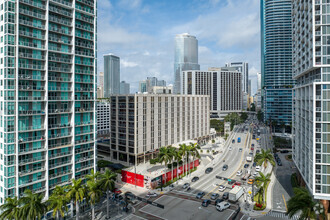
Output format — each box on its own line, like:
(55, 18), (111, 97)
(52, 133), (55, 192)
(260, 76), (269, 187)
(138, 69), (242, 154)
(139, 195), (234, 220)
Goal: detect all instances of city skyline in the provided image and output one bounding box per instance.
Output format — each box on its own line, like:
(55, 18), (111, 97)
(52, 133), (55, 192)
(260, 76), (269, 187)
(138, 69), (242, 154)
(97, 0), (261, 94)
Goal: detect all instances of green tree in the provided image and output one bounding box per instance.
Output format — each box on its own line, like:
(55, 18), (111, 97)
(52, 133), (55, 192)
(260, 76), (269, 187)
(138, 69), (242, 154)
(179, 144), (190, 177)
(173, 148), (183, 178)
(210, 119), (224, 133)
(287, 187), (316, 220)
(20, 189), (47, 220)
(189, 143), (201, 173)
(255, 172), (271, 204)
(98, 169), (117, 219)
(158, 147), (172, 183)
(66, 179), (86, 220)
(47, 186), (69, 220)
(86, 169), (100, 182)
(86, 179), (102, 220)
(0, 196), (21, 220)
(255, 149), (275, 168)
(167, 146), (177, 182)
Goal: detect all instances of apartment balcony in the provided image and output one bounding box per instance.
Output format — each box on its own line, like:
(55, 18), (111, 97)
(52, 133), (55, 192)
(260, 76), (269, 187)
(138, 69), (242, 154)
(76, 155), (94, 163)
(75, 147), (94, 154)
(48, 141), (72, 149)
(75, 107), (94, 113)
(75, 68), (94, 74)
(48, 86), (71, 92)
(49, 160), (71, 169)
(19, 41), (46, 50)
(50, 0), (73, 7)
(48, 56), (72, 64)
(75, 33), (93, 41)
(75, 78), (94, 84)
(75, 5), (95, 16)
(75, 15), (94, 24)
(49, 108), (71, 114)
(49, 132), (72, 140)
(49, 16), (72, 26)
(19, 19), (45, 30)
(18, 74), (44, 82)
(77, 0), (94, 7)
(49, 151), (72, 159)
(19, 0), (46, 10)
(75, 87), (93, 92)
(4, 160), (15, 166)
(19, 156), (45, 165)
(75, 129), (94, 136)
(19, 52), (46, 60)
(19, 64), (45, 71)
(75, 61), (94, 67)
(48, 123), (72, 129)
(75, 163), (93, 172)
(18, 96), (46, 101)
(19, 176), (45, 187)
(48, 96), (72, 101)
(49, 169), (72, 179)
(49, 6), (73, 17)
(48, 66), (72, 73)
(19, 30), (45, 40)
(75, 138), (94, 145)
(19, 125), (45, 132)
(19, 135), (45, 143)
(48, 26), (72, 36)
(75, 96), (94, 101)
(49, 179), (71, 189)
(48, 47), (73, 54)
(18, 85), (45, 91)
(75, 23), (94, 32)
(75, 121), (94, 127)
(19, 8), (45, 20)
(19, 147), (45, 155)
(49, 36), (72, 45)
(75, 41), (94, 49)
(19, 167), (46, 176)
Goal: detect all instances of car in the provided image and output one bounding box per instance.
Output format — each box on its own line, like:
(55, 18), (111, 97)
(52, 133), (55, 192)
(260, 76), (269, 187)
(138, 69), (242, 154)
(256, 150), (260, 154)
(244, 164), (249, 168)
(196, 192), (205, 199)
(222, 192), (229, 200)
(253, 172), (259, 177)
(218, 185), (226, 192)
(232, 182), (241, 188)
(236, 170), (243, 176)
(182, 183), (190, 189)
(251, 147), (254, 151)
(249, 152), (254, 156)
(232, 139), (235, 143)
(213, 151), (219, 155)
(205, 167), (213, 174)
(191, 177), (199, 182)
(113, 188), (122, 194)
(215, 198), (224, 205)
(202, 199), (211, 207)
(277, 161), (282, 166)
(255, 166), (261, 172)
(228, 146), (232, 151)
(239, 148), (243, 152)
(211, 193), (220, 200)
(146, 192), (158, 198)
(222, 164), (228, 171)
(247, 178), (254, 185)
(251, 144), (255, 147)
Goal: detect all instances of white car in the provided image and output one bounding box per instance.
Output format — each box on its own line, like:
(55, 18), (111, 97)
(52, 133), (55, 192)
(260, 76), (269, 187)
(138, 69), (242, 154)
(216, 201), (230, 212)
(236, 170), (243, 176)
(253, 172), (259, 177)
(255, 166), (261, 172)
(218, 185), (226, 192)
(229, 147), (232, 151)
(145, 192), (158, 198)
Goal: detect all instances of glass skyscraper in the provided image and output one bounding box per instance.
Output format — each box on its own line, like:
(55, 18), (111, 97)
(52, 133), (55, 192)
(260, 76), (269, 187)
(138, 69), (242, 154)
(0, 0), (96, 202)
(261, 0), (295, 126)
(174, 33), (200, 94)
(104, 54), (120, 97)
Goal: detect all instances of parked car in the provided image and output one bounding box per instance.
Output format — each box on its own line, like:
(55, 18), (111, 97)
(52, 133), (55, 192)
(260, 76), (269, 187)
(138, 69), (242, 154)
(256, 150), (260, 154)
(253, 172), (259, 177)
(113, 188), (122, 194)
(213, 151), (219, 155)
(239, 148), (243, 152)
(202, 199), (211, 207)
(253, 162), (257, 167)
(232, 182), (241, 188)
(211, 193), (220, 200)
(182, 183), (190, 189)
(146, 192), (158, 198)
(219, 185), (226, 192)
(216, 201), (230, 212)
(222, 164), (228, 171)
(191, 177), (199, 182)
(255, 166), (261, 172)
(277, 161), (282, 166)
(196, 192), (205, 199)
(228, 146), (232, 151)
(215, 198), (224, 205)
(236, 170), (243, 176)
(205, 167), (213, 174)
(222, 192), (229, 200)
(244, 164), (249, 168)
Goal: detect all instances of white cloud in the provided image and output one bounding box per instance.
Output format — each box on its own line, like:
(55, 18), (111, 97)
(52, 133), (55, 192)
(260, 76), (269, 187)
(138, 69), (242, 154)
(121, 60), (139, 68)
(118, 0), (142, 10)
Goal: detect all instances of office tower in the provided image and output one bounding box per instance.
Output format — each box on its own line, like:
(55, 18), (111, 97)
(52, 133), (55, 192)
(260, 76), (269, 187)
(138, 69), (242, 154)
(139, 80), (148, 93)
(292, 0), (330, 200)
(97, 87), (104, 99)
(120, 81), (130, 94)
(98, 94), (209, 165)
(99, 72), (104, 87)
(174, 33), (200, 94)
(248, 79), (252, 96)
(0, 0), (97, 201)
(225, 62), (249, 93)
(157, 80), (166, 87)
(181, 67), (242, 118)
(104, 54), (120, 97)
(150, 85), (173, 94)
(146, 77), (157, 87)
(261, 0), (294, 125)
(257, 72), (261, 90)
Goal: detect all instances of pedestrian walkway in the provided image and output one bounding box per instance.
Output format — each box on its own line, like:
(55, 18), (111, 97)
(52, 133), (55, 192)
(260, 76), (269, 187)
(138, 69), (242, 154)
(265, 211), (299, 220)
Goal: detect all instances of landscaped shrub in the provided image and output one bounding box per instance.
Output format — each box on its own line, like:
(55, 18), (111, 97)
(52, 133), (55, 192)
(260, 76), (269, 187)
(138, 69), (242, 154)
(150, 158), (159, 164)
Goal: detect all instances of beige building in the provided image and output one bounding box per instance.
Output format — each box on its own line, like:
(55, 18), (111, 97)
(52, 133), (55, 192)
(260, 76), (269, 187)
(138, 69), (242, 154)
(98, 94), (210, 165)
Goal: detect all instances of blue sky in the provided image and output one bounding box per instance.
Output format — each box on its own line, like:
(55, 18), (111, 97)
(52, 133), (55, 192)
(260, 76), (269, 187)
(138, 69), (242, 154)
(97, 0), (260, 94)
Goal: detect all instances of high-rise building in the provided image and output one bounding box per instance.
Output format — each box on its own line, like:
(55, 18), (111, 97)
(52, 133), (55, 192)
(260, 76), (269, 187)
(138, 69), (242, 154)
(104, 54), (120, 97)
(98, 94), (209, 165)
(0, 0), (97, 201)
(225, 62), (249, 93)
(138, 80), (148, 93)
(292, 0), (330, 200)
(99, 72), (104, 87)
(174, 33), (200, 94)
(248, 79), (252, 96)
(181, 67), (242, 118)
(157, 80), (166, 87)
(120, 81), (130, 94)
(97, 101), (110, 136)
(257, 72), (261, 90)
(261, 0), (295, 125)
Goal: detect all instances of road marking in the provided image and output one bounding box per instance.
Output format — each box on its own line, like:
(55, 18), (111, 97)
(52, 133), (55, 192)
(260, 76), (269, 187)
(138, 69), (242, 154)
(225, 210), (235, 220)
(282, 194), (288, 211)
(205, 127), (252, 197)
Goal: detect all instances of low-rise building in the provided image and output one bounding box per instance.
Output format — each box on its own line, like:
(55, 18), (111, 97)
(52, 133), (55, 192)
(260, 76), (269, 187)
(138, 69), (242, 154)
(98, 94), (210, 166)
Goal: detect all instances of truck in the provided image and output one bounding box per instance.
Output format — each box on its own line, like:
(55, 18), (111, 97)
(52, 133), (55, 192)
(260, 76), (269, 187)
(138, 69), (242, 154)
(228, 186), (244, 202)
(237, 137), (241, 143)
(241, 170), (251, 181)
(246, 156), (252, 162)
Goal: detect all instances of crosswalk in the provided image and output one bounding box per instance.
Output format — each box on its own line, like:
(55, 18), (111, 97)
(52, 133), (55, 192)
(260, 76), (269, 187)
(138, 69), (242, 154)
(265, 211), (300, 220)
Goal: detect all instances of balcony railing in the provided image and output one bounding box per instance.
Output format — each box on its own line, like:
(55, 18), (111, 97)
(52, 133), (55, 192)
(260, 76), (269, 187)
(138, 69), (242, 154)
(19, 167), (45, 175)
(19, 135), (45, 143)
(49, 160), (71, 169)
(75, 138), (94, 145)
(19, 125), (45, 132)
(75, 163), (93, 172)
(49, 133), (72, 139)
(75, 121), (94, 126)
(48, 141), (72, 149)
(48, 123), (71, 129)
(20, 0), (46, 9)
(49, 151), (72, 159)
(19, 96), (46, 101)
(19, 8), (45, 19)
(19, 176), (45, 187)
(50, 0), (72, 7)
(19, 156), (45, 165)
(49, 56), (72, 63)
(49, 109), (71, 114)
(18, 110), (45, 115)
(49, 169), (72, 179)
(49, 6), (73, 17)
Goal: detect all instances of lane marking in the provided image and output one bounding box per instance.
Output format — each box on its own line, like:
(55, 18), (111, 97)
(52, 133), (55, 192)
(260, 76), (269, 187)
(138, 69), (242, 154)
(282, 194), (288, 212)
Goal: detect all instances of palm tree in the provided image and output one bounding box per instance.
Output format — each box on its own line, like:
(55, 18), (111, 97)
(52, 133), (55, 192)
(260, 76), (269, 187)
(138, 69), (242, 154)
(167, 146), (177, 182)
(0, 196), (21, 220)
(86, 169), (100, 182)
(86, 179), (102, 220)
(66, 179), (86, 220)
(173, 148), (183, 179)
(98, 169), (117, 219)
(255, 172), (271, 204)
(287, 187), (316, 220)
(20, 189), (47, 220)
(179, 144), (189, 177)
(254, 149), (275, 169)
(48, 186), (69, 220)
(189, 143), (201, 173)
(158, 146), (171, 184)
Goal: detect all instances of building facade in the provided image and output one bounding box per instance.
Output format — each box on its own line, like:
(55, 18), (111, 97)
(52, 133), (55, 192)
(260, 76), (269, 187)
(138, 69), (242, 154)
(225, 62), (249, 94)
(292, 0), (330, 200)
(261, 0), (295, 125)
(99, 94), (209, 166)
(97, 101), (110, 136)
(174, 33), (200, 94)
(0, 0), (97, 201)
(104, 54), (120, 97)
(181, 68), (242, 118)
(120, 81), (130, 94)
